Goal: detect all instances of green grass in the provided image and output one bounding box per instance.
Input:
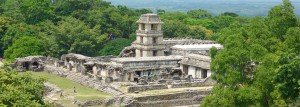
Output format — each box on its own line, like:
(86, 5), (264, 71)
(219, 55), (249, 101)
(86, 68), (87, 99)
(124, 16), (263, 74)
(119, 85), (128, 93)
(23, 71), (112, 101)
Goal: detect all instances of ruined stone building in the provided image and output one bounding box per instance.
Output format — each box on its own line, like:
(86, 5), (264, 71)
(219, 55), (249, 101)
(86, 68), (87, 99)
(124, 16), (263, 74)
(13, 13), (223, 83)
(13, 56), (47, 71)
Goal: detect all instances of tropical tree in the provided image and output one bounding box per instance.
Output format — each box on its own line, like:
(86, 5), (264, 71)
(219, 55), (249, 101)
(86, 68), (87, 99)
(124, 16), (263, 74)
(202, 0), (300, 106)
(187, 9), (212, 18)
(1, 23), (39, 52)
(4, 36), (45, 61)
(0, 70), (51, 106)
(266, 0), (297, 40)
(39, 17), (105, 57)
(20, 0), (55, 24)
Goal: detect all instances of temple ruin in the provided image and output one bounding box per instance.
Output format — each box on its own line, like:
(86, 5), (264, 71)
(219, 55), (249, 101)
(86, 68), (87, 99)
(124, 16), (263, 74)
(12, 13), (223, 106)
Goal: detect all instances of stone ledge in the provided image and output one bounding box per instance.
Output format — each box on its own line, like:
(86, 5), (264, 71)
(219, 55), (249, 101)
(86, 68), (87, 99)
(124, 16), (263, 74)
(128, 84), (168, 93)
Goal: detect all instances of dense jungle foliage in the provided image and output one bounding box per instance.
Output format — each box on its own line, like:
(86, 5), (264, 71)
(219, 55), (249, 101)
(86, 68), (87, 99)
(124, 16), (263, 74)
(203, 0), (300, 106)
(0, 0), (243, 61)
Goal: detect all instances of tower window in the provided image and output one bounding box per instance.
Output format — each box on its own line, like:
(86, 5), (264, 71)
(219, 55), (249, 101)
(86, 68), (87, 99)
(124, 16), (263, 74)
(153, 50), (157, 56)
(140, 36), (143, 43)
(141, 24), (145, 30)
(151, 24), (158, 30)
(202, 69), (208, 79)
(153, 37), (157, 44)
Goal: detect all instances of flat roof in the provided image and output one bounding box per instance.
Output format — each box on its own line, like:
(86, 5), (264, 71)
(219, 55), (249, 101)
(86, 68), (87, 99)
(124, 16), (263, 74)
(111, 55), (183, 63)
(171, 44), (223, 50)
(186, 54), (211, 62)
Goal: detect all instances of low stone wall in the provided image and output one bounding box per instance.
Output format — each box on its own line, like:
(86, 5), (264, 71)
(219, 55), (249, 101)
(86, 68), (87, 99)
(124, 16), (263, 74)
(127, 84), (168, 93)
(129, 91), (209, 107)
(81, 100), (104, 107)
(135, 98), (200, 107)
(172, 77), (216, 88)
(43, 65), (69, 77)
(81, 96), (133, 107)
(134, 90), (210, 102)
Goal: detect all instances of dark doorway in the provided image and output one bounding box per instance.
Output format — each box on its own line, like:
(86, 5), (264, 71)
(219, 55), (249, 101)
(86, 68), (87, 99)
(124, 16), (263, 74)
(136, 71), (141, 77)
(134, 71), (141, 82)
(147, 70), (151, 76)
(171, 69), (182, 77)
(183, 65), (189, 74)
(153, 50), (157, 56)
(23, 62), (30, 70)
(86, 66), (93, 73)
(33, 62), (39, 68)
(202, 70), (208, 79)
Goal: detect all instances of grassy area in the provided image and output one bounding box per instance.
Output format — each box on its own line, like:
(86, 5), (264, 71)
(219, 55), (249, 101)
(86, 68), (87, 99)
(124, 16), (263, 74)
(21, 71), (112, 105)
(119, 86), (128, 92)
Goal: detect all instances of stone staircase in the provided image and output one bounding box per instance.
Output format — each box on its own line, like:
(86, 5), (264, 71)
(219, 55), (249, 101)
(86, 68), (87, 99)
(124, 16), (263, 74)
(66, 71), (124, 96)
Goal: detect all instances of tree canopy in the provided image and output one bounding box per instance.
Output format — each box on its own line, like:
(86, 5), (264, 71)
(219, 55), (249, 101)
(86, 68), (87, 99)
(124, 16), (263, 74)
(4, 36), (45, 62)
(0, 0), (244, 61)
(0, 70), (50, 106)
(202, 0), (300, 106)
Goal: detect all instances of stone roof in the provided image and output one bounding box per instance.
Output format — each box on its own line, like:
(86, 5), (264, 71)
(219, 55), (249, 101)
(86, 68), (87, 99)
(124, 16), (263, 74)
(186, 54), (211, 62)
(111, 55), (183, 63)
(15, 56), (46, 62)
(65, 53), (90, 60)
(172, 44), (223, 51)
(163, 38), (216, 45)
(136, 13), (164, 24)
(84, 56), (116, 65)
(179, 54), (211, 69)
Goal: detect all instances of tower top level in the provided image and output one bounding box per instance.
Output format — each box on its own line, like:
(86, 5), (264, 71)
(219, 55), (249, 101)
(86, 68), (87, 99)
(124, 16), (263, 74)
(136, 13), (164, 24)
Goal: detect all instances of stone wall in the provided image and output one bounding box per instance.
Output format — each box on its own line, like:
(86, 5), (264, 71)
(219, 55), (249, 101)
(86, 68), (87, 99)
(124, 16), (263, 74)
(134, 90), (209, 102)
(171, 49), (208, 56)
(172, 77), (216, 88)
(127, 84), (168, 93)
(81, 99), (104, 107)
(134, 98), (203, 107)
(128, 90), (210, 107)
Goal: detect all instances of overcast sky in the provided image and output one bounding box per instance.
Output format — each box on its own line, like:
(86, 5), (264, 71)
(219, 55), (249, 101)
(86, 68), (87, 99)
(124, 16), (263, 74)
(105, 0), (300, 16)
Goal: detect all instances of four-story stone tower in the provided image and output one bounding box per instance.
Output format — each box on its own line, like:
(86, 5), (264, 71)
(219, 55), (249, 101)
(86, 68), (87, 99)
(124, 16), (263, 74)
(134, 14), (165, 57)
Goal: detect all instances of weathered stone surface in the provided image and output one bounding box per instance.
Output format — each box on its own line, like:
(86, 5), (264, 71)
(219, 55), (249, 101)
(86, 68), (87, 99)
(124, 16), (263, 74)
(119, 46), (136, 57)
(127, 84), (168, 93)
(130, 90), (210, 107)
(44, 65), (124, 96)
(171, 77), (216, 88)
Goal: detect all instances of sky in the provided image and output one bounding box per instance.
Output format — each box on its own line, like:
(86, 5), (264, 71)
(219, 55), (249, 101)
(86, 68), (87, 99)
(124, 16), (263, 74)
(104, 0), (300, 17)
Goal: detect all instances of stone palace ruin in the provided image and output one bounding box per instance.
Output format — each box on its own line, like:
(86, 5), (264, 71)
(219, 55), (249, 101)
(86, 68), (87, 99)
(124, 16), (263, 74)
(12, 14), (223, 107)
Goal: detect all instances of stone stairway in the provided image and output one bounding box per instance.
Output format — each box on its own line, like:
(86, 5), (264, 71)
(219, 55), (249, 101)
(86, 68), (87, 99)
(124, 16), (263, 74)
(122, 96), (134, 106)
(66, 71), (124, 96)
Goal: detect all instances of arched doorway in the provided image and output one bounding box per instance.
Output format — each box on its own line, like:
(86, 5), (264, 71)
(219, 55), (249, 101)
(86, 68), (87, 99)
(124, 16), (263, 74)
(33, 62), (39, 68)
(23, 62), (30, 70)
